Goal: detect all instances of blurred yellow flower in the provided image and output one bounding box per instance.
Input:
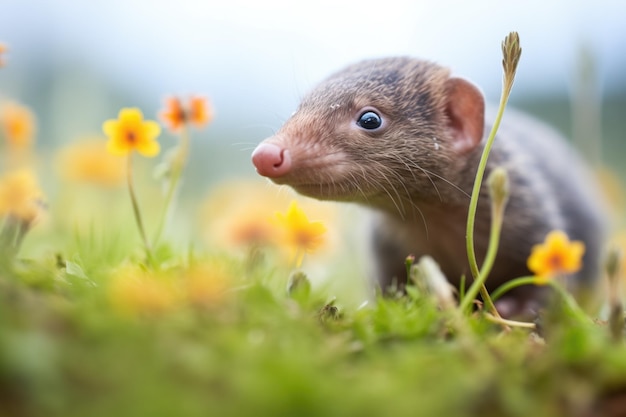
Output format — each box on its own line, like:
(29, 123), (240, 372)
(596, 168), (624, 216)
(0, 101), (36, 150)
(159, 95), (213, 132)
(201, 181), (282, 249)
(184, 263), (232, 307)
(0, 169), (44, 222)
(108, 262), (235, 316)
(109, 266), (180, 317)
(102, 108), (161, 157)
(200, 180), (339, 266)
(527, 230), (585, 283)
(57, 138), (125, 187)
(275, 200), (327, 267)
(0, 42), (6, 67)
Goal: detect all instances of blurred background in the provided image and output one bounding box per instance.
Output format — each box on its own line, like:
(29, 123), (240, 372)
(1, 0), (625, 182)
(1, 0), (625, 267)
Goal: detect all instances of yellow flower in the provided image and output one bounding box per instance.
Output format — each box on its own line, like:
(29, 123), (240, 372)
(0, 42), (6, 67)
(275, 200), (327, 267)
(0, 169), (44, 222)
(159, 95), (213, 132)
(200, 180), (338, 264)
(0, 101), (36, 150)
(102, 108), (161, 157)
(527, 230), (585, 283)
(57, 138), (125, 187)
(184, 263), (232, 307)
(201, 180), (284, 248)
(108, 266), (180, 317)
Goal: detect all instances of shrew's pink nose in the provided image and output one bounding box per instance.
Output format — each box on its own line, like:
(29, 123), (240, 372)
(251, 142), (292, 178)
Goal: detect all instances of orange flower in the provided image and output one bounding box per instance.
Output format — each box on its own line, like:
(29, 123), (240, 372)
(228, 215), (277, 247)
(0, 169), (44, 222)
(102, 108), (161, 157)
(0, 101), (36, 149)
(159, 95), (212, 132)
(160, 97), (186, 132)
(188, 96), (212, 127)
(275, 200), (327, 267)
(57, 138), (125, 187)
(527, 230), (586, 283)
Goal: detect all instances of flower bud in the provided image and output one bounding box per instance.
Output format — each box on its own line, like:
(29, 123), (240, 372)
(488, 167), (510, 210)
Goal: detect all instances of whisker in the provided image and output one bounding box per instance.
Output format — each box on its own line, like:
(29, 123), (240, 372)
(404, 160), (470, 199)
(413, 201), (429, 241)
(363, 164), (405, 220)
(404, 160), (443, 202)
(377, 162), (414, 206)
(348, 171), (370, 203)
(372, 162), (408, 217)
(236, 145), (259, 152)
(370, 162), (428, 236)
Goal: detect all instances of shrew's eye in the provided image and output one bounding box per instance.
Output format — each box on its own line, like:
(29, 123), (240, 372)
(357, 111), (382, 130)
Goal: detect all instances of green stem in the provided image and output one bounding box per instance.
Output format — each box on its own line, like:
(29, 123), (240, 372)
(469, 230), (501, 315)
(461, 87), (513, 314)
(152, 126), (190, 246)
(13, 217), (31, 254)
(294, 248), (305, 269)
(459, 274), (466, 301)
(461, 192), (507, 314)
(484, 313), (536, 329)
(465, 90), (511, 281)
(490, 276), (537, 303)
(475, 202), (506, 315)
(0, 216), (18, 259)
(127, 154), (154, 266)
(548, 279), (591, 323)
(405, 255), (415, 281)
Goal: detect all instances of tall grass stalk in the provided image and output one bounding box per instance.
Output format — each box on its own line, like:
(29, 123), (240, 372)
(460, 32), (521, 314)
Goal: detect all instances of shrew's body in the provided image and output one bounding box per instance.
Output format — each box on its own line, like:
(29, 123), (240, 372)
(252, 57), (606, 314)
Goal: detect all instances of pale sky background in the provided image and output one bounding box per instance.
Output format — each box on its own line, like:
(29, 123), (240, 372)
(1, 0), (625, 152)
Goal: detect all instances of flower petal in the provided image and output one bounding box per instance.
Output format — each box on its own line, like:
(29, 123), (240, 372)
(136, 139), (160, 158)
(102, 120), (118, 137)
(189, 96), (212, 127)
(106, 137), (130, 156)
(160, 97), (185, 132)
(143, 120), (162, 140)
(119, 108), (143, 123)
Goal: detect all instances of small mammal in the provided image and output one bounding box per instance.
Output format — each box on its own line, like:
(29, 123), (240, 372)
(251, 57), (606, 315)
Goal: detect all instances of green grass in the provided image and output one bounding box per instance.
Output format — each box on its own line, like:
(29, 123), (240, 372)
(1, 232), (626, 417)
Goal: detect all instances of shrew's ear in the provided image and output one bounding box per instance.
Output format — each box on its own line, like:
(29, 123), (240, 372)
(444, 77), (485, 154)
